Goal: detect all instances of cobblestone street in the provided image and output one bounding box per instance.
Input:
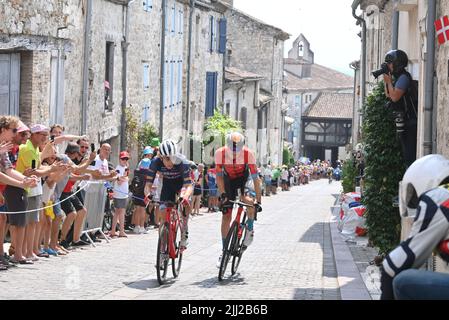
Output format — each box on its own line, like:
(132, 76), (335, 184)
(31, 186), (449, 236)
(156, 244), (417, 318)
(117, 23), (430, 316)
(0, 179), (343, 300)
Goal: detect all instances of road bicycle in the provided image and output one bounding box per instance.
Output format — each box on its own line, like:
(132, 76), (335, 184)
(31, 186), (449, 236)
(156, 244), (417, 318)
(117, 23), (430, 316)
(155, 199), (187, 285)
(218, 200), (254, 281)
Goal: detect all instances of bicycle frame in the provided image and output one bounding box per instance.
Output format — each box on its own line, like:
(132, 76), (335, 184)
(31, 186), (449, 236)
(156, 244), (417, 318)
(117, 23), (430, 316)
(161, 204), (181, 259)
(229, 205), (246, 241)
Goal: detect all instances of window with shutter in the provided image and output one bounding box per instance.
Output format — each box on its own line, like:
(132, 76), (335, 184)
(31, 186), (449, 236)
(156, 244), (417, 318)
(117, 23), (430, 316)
(105, 41), (115, 111)
(179, 10), (183, 35)
(240, 107), (247, 129)
(178, 58), (182, 106)
(172, 4), (176, 35)
(143, 63), (150, 91)
(170, 57), (174, 110)
(163, 59), (168, 110)
(209, 16), (215, 53)
(165, 3), (169, 32)
(205, 72), (217, 117)
(142, 103), (150, 122)
(143, 0), (152, 12)
(218, 18), (227, 54)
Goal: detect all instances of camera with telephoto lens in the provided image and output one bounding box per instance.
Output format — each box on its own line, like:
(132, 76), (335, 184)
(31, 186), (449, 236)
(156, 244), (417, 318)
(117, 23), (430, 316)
(372, 62), (389, 79)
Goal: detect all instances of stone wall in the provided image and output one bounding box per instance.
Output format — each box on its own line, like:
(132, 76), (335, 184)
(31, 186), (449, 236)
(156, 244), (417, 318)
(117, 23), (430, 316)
(435, 0), (449, 157)
(0, 0), (84, 133)
(86, 0), (125, 153)
(127, 0), (163, 137)
(188, 4), (225, 139)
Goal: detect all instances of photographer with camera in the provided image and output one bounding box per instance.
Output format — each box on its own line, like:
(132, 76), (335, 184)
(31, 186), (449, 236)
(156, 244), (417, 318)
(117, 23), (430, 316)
(372, 49), (418, 167)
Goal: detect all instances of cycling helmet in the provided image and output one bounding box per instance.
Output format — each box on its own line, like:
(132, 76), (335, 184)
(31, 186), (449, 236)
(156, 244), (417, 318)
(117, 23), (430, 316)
(226, 131), (245, 150)
(384, 49), (408, 75)
(159, 139), (177, 157)
(399, 154), (449, 217)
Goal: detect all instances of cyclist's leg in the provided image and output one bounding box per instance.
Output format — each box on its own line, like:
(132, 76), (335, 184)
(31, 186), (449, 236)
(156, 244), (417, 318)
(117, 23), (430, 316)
(159, 181), (175, 223)
(221, 174), (235, 248)
(176, 179), (190, 246)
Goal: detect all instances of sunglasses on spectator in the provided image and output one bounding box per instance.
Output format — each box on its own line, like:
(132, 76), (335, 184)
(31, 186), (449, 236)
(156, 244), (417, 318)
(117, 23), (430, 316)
(120, 157), (129, 161)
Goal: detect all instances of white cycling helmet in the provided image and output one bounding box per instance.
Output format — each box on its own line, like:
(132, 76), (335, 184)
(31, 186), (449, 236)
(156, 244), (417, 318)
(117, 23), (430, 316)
(159, 139), (177, 157)
(399, 154), (449, 217)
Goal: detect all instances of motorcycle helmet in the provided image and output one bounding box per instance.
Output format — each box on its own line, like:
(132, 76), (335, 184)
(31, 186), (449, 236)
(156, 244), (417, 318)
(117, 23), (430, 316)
(385, 49), (408, 76)
(399, 154), (449, 217)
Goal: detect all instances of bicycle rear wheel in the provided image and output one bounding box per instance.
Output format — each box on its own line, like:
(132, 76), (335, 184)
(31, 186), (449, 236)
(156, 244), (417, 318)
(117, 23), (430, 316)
(171, 221), (183, 278)
(231, 221), (247, 275)
(218, 221), (238, 281)
(156, 223), (169, 285)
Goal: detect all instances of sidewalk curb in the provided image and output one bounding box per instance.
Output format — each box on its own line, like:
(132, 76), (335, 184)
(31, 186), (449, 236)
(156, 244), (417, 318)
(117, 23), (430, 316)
(329, 205), (372, 300)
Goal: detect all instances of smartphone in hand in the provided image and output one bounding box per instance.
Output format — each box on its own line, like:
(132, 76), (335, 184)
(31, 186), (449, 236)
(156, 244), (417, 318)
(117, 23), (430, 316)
(91, 143), (95, 153)
(31, 159), (36, 169)
(50, 135), (55, 142)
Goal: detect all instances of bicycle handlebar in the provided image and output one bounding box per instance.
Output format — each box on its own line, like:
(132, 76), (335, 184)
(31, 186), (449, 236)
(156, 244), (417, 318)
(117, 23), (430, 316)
(229, 200), (254, 208)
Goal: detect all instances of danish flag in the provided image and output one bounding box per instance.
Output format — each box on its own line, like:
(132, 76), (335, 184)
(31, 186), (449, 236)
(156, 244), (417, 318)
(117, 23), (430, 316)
(435, 15), (449, 45)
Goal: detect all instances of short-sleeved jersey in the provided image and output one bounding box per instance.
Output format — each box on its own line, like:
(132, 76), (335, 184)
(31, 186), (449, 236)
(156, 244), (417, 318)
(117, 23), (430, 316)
(147, 154), (192, 187)
(214, 146), (258, 180)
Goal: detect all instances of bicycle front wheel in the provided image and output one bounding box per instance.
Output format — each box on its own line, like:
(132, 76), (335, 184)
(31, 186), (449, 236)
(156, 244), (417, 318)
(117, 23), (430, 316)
(171, 221), (183, 278)
(231, 222), (247, 275)
(218, 221), (239, 281)
(156, 222), (169, 285)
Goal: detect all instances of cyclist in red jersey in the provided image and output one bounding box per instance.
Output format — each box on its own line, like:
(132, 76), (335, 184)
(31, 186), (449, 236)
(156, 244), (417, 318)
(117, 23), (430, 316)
(214, 132), (262, 267)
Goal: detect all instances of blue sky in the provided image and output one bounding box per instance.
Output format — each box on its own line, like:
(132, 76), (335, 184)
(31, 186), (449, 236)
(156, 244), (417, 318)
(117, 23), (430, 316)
(233, 0), (361, 76)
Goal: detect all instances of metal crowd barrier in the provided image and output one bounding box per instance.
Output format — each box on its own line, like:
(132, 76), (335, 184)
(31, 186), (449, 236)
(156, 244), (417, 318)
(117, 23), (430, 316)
(81, 181), (110, 247)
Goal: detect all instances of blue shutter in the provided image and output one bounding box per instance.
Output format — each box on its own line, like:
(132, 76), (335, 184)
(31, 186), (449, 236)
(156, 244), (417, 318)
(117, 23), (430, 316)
(213, 72), (217, 110)
(205, 72), (213, 117)
(209, 16), (214, 53)
(143, 103), (150, 122)
(165, 3), (169, 32)
(172, 4), (176, 35)
(178, 58), (182, 106)
(205, 72), (217, 117)
(143, 63), (149, 91)
(170, 58), (174, 110)
(163, 59), (168, 110)
(178, 10), (184, 35)
(218, 18), (227, 54)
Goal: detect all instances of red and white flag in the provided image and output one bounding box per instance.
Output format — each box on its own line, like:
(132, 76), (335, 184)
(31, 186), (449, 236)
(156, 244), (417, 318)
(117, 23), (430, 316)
(435, 15), (449, 45)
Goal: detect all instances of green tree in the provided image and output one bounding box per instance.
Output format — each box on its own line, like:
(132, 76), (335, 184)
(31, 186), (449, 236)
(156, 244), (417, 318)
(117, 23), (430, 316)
(283, 147), (294, 166)
(138, 122), (158, 154)
(203, 108), (242, 146)
(361, 81), (406, 255)
(341, 156), (358, 193)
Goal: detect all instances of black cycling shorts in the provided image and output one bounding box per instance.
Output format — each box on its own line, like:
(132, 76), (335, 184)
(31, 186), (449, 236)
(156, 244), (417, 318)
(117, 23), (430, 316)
(222, 174), (246, 214)
(160, 178), (184, 204)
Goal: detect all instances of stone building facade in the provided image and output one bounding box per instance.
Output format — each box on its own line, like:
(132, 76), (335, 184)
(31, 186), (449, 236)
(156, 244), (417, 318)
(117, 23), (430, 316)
(284, 34), (353, 161)
(185, 0), (228, 162)
(225, 8), (289, 166)
(0, 0), (83, 128)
